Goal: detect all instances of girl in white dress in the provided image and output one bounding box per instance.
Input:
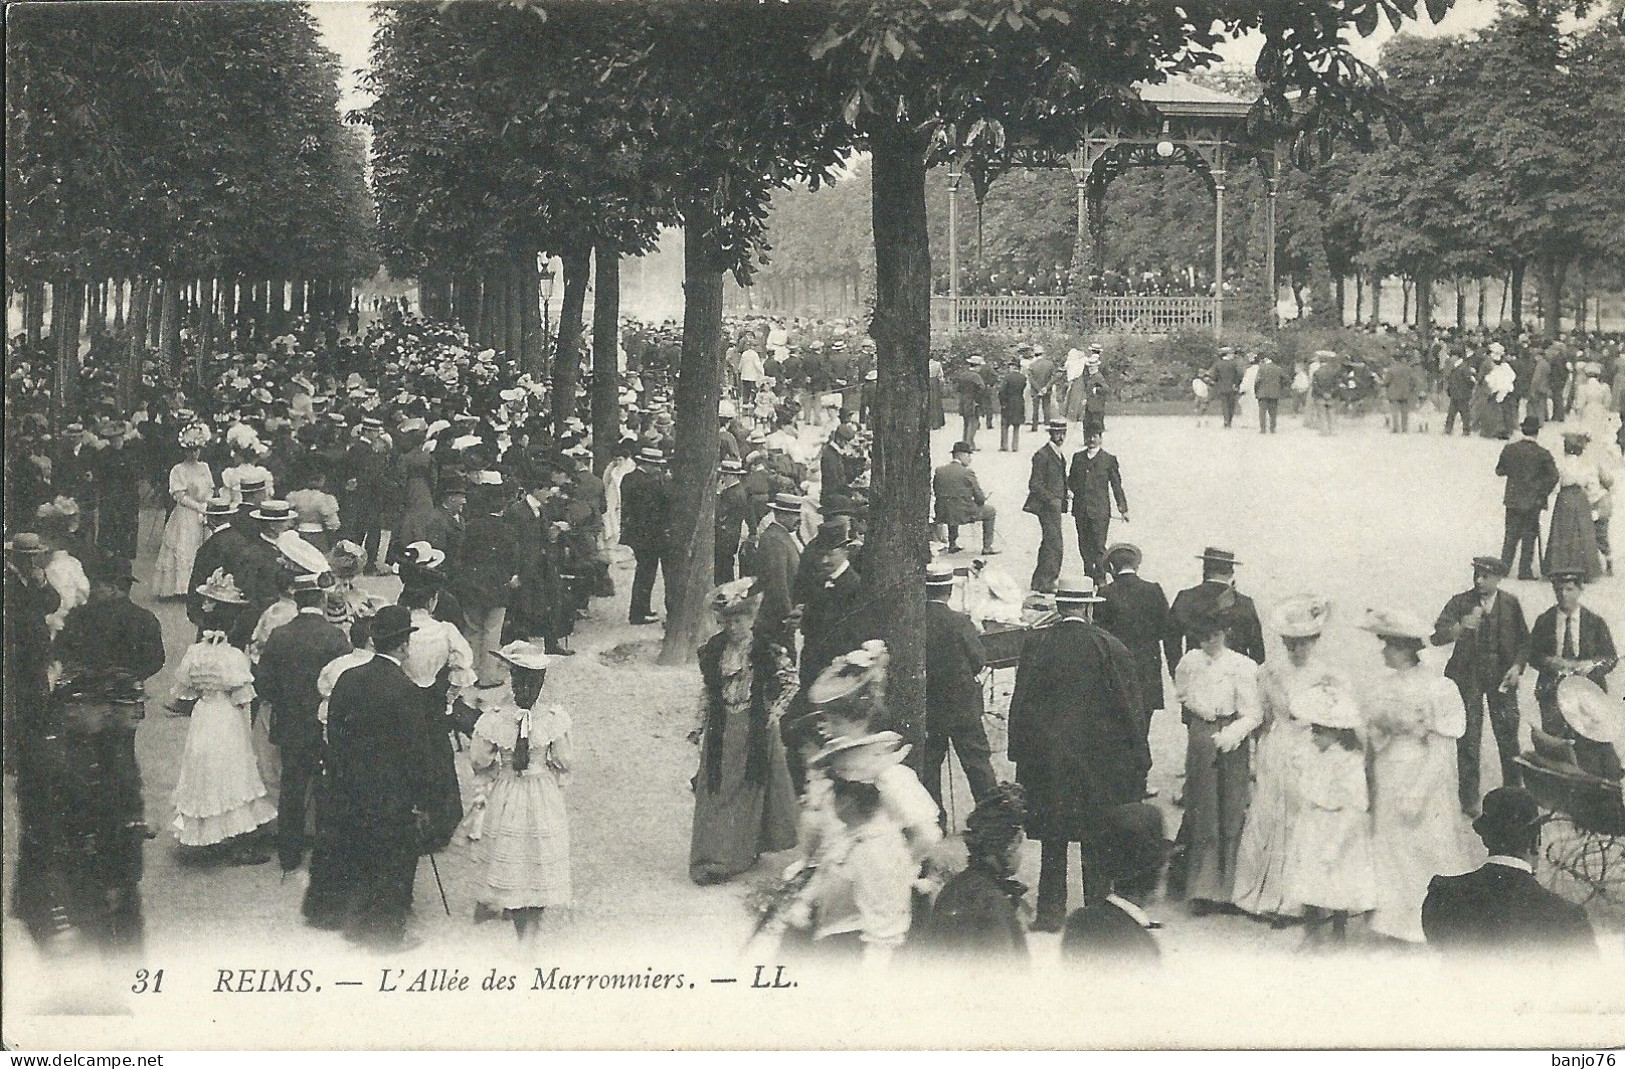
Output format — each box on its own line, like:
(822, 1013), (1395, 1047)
(1285, 679), (1375, 948)
(151, 425), (215, 598)
(1360, 608), (1474, 944)
(170, 571), (277, 863)
(464, 641), (572, 951)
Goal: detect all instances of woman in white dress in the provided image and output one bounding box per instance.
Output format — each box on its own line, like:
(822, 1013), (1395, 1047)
(1235, 354), (1260, 429)
(463, 641), (572, 951)
(152, 424), (216, 598)
(169, 572), (277, 864)
(1232, 594), (1343, 926)
(1359, 608), (1474, 944)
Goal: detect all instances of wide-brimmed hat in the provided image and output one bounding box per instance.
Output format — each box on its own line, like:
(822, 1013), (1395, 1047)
(1472, 555), (1510, 577)
(811, 732), (910, 783)
(1197, 547), (1240, 568)
(808, 640), (890, 709)
(195, 568), (248, 605)
(178, 423), (212, 449)
(709, 576), (763, 617)
(1272, 593), (1331, 639)
(276, 530), (330, 575)
(493, 639), (550, 672)
(1293, 679), (1362, 730)
(768, 492), (803, 514)
(249, 500), (297, 523)
(1104, 542), (1141, 572)
(1055, 576), (1105, 605)
(1555, 675), (1625, 747)
(1359, 607), (1430, 644)
(370, 604), (418, 646)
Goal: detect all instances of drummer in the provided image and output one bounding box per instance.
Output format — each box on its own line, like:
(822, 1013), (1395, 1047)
(1527, 569), (1621, 781)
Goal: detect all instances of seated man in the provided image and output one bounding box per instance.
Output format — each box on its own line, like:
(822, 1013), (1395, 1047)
(1421, 787), (1595, 958)
(932, 441), (997, 555)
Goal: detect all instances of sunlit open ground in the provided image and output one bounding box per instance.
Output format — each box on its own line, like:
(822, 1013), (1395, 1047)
(6, 404), (1624, 1044)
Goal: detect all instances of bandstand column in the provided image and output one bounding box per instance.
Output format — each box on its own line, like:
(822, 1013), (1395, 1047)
(947, 168), (962, 334)
(1212, 169), (1225, 340)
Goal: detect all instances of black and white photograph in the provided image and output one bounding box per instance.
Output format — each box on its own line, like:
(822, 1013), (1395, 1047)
(4, 0), (1625, 1051)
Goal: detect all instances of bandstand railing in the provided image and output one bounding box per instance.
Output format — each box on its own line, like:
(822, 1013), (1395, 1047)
(932, 295), (1071, 332)
(1087, 295), (1215, 335)
(932, 294), (1217, 336)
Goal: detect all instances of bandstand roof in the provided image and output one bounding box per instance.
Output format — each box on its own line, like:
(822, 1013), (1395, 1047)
(1133, 76), (1256, 119)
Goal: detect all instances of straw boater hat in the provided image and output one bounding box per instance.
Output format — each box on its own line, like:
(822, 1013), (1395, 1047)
(1197, 547), (1240, 568)
(1272, 594), (1331, 639)
(3, 532), (49, 557)
(276, 530), (331, 576)
(196, 568), (248, 605)
(719, 458), (746, 476)
(1358, 607), (1430, 645)
(493, 639), (550, 672)
(925, 563), (956, 592)
(249, 500), (297, 523)
(1555, 675), (1625, 748)
(1054, 575), (1105, 606)
(638, 447), (667, 465)
(709, 576), (763, 617)
(768, 492), (803, 514)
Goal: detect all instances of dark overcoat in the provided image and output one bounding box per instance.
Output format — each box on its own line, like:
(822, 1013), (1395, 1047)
(1007, 618), (1147, 842)
(1095, 572), (1171, 713)
(925, 599), (986, 729)
(1421, 864), (1595, 956)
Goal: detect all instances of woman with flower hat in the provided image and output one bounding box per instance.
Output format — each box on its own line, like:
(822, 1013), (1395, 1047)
(152, 423), (216, 597)
(169, 569), (277, 863)
(1361, 608), (1474, 944)
(463, 640), (573, 950)
(688, 578), (799, 885)
(1232, 594), (1348, 925)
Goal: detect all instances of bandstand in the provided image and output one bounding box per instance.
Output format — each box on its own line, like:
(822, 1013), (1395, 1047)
(933, 77), (1282, 339)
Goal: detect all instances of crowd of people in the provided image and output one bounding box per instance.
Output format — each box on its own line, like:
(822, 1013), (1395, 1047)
(931, 258), (1223, 300)
(3, 299), (1618, 979)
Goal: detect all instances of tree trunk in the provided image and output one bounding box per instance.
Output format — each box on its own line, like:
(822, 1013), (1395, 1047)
(1401, 278), (1412, 325)
(1477, 277), (1486, 328)
(50, 276), (72, 422)
(1415, 271), (1433, 339)
(120, 277), (151, 411)
(503, 262), (522, 366)
(1454, 280), (1466, 329)
(862, 125), (932, 760)
(551, 245), (590, 432)
(1536, 258), (1566, 340)
(517, 254), (542, 378)
(591, 245), (622, 474)
(1371, 276), (1384, 326)
(657, 216), (726, 667)
(1334, 275), (1346, 326)
(198, 277), (216, 355)
(1509, 263), (1524, 329)
(159, 276), (181, 372)
(1353, 272), (1363, 326)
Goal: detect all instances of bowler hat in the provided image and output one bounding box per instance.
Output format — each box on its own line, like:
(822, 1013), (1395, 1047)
(370, 604), (418, 646)
(951, 441), (973, 455)
(1520, 415), (1542, 436)
(4, 532), (49, 555)
(89, 555), (135, 584)
(1472, 787), (1544, 843)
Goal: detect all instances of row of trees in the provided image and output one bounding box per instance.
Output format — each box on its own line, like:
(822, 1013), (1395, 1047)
(5, 1), (376, 408)
(367, 0), (1454, 757)
(736, 4), (1625, 336)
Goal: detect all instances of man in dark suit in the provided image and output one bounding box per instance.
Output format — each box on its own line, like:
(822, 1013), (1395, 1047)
(188, 496), (249, 631)
(1066, 429), (1127, 581)
(715, 458), (749, 584)
(1096, 543), (1171, 748)
(820, 427), (853, 504)
(1025, 419), (1070, 594)
(1422, 787), (1595, 957)
(1026, 348), (1057, 430)
(1252, 354), (1287, 434)
(230, 500), (297, 648)
(1526, 570), (1621, 780)
(1496, 416), (1558, 580)
(750, 493), (804, 654)
(923, 566), (997, 816)
(1208, 347), (1243, 428)
(997, 357), (1028, 452)
(799, 537), (881, 692)
(1165, 548), (1265, 671)
(933, 442), (997, 555)
(954, 359), (987, 451)
(1431, 555), (1529, 812)
(449, 475), (518, 685)
(93, 421), (143, 562)
(1445, 354), (1477, 436)
(313, 606), (432, 951)
(1009, 577), (1148, 929)
(257, 573), (353, 872)
(619, 448), (671, 625)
